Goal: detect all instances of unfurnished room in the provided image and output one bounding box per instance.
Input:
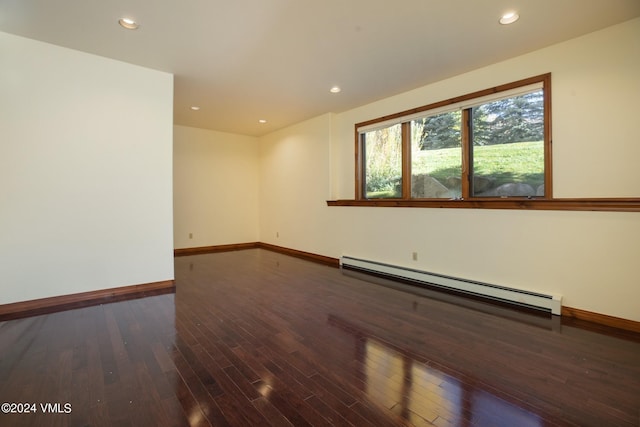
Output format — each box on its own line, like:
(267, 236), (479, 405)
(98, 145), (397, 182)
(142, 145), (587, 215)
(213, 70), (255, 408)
(1, 1), (640, 426)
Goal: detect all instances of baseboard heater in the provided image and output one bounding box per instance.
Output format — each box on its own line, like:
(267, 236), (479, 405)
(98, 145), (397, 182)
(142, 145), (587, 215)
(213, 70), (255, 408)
(341, 256), (562, 315)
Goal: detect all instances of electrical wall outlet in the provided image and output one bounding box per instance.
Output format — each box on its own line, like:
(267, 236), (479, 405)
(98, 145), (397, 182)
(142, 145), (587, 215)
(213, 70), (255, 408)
(189, 233), (193, 239)
(412, 252), (418, 261)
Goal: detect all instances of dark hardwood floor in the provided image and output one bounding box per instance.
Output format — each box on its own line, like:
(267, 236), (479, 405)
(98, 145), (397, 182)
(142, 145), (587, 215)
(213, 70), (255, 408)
(1, 249), (639, 426)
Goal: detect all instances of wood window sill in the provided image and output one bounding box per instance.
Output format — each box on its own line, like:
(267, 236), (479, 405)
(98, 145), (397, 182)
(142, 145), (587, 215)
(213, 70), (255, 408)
(326, 198), (640, 212)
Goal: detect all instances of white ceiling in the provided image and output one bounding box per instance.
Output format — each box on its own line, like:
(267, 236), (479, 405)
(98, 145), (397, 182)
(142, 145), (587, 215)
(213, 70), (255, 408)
(1, 0), (639, 137)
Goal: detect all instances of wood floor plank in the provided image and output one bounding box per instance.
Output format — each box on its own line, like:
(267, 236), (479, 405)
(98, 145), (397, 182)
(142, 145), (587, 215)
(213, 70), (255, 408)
(1, 248), (639, 426)
(251, 396), (295, 427)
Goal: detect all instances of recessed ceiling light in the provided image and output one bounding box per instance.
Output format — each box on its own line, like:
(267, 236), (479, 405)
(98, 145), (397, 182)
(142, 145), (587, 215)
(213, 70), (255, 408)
(118, 17), (139, 30)
(330, 86), (341, 94)
(499, 12), (519, 25)
(190, 106), (200, 111)
(258, 119), (267, 124)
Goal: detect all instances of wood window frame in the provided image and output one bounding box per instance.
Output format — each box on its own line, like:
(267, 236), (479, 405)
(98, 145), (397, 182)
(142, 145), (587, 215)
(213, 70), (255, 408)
(331, 73), (640, 212)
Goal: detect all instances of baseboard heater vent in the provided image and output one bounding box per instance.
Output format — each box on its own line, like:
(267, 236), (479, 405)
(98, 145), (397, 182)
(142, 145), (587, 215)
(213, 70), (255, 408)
(341, 256), (562, 315)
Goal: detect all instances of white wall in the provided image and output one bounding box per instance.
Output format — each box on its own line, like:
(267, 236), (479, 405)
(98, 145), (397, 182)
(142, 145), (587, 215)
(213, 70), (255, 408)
(259, 18), (640, 322)
(173, 125), (259, 249)
(0, 32), (174, 305)
(333, 18), (640, 199)
(259, 114), (336, 255)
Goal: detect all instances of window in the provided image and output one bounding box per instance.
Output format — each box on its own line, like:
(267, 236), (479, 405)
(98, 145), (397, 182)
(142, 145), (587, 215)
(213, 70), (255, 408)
(362, 124), (403, 198)
(356, 74), (551, 200)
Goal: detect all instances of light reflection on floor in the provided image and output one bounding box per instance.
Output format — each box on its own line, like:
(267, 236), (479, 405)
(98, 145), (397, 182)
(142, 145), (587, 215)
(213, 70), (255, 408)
(331, 315), (543, 426)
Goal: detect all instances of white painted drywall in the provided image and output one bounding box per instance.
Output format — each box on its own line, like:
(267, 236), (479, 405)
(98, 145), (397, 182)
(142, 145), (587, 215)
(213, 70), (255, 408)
(173, 125), (259, 249)
(259, 114), (335, 255)
(0, 32), (174, 304)
(258, 18), (640, 322)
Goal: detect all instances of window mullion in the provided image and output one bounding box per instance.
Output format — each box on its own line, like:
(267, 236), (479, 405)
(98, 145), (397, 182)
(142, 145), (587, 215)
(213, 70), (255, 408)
(461, 109), (471, 199)
(402, 122), (411, 199)
(355, 132), (365, 199)
(543, 75), (552, 198)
